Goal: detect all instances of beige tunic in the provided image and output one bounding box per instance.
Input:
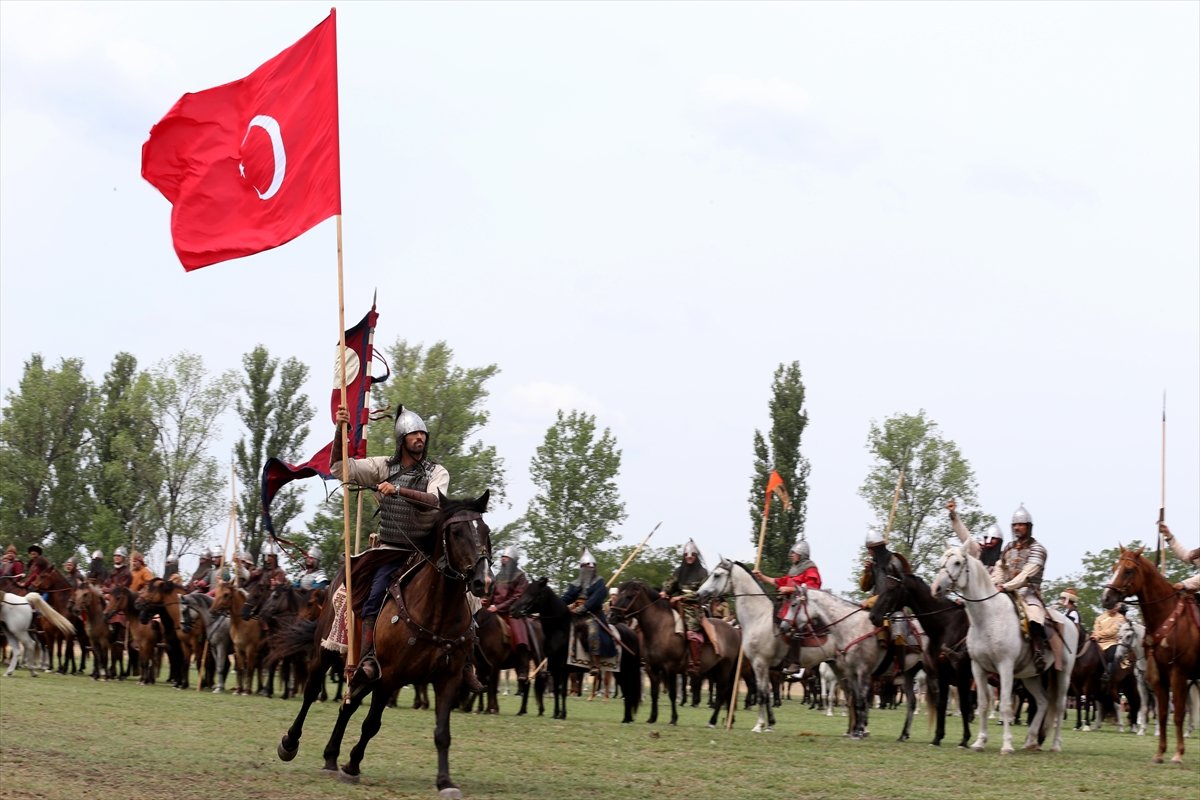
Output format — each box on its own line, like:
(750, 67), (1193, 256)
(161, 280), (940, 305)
(1165, 533), (1200, 592)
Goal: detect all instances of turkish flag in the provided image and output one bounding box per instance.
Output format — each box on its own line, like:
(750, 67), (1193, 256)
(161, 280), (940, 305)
(142, 12), (340, 271)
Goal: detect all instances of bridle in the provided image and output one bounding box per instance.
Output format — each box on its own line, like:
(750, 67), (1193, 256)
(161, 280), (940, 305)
(1103, 551), (1171, 608)
(431, 509), (490, 582)
(608, 582), (659, 621)
(936, 552), (1003, 603)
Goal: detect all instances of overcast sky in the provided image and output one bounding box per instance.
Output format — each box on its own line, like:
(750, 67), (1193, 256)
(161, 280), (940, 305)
(2, 1), (1197, 593)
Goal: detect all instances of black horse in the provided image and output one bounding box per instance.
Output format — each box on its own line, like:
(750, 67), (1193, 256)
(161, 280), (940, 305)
(868, 570), (976, 747)
(509, 576), (642, 723)
(276, 491), (493, 799)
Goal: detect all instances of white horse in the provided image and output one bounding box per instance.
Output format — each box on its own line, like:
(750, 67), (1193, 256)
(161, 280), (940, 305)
(697, 558), (813, 732)
(1113, 619), (1150, 735)
(931, 546), (1078, 754)
(820, 661), (842, 717)
(0, 592), (75, 676)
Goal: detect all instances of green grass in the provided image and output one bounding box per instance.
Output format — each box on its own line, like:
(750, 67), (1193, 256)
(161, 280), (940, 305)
(1, 668), (1196, 800)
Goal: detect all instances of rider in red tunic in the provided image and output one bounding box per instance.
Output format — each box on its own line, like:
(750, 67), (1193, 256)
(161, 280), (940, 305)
(753, 539), (822, 626)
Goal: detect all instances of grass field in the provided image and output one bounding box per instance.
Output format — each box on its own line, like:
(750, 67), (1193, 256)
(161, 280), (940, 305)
(1, 668), (1196, 800)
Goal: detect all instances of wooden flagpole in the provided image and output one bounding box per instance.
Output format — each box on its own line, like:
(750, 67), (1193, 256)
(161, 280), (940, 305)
(727, 475), (780, 729)
(1158, 393), (1166, 574)
(352, 290), (377, 555)
(336, 215), (358, 695)
(885, 467), (905, 541)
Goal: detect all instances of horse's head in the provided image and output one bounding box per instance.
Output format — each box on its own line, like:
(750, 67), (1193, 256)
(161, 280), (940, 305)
(696, 557), (733, 603)
(868, 572), (907, 627)
(1101, 546), (1146, 609)
(433, 490), (493, 597)
(930, 546), (970, 599)
(102, 586), (126, 620)
(510, 576), (549, 618)
(241, 579), (272, 620)
(607, 579), (656, 623)
(210, 580), (234, 614)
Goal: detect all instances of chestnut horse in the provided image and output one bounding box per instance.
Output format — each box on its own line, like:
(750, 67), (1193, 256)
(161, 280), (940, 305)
(139, 578), (189, 688)
(1101, 547), (1200, 764)
(28, 565), (77, 673)
(211, 580), (263, 695)
(71, 585), (111, 680)
(276, 491), (493, 800)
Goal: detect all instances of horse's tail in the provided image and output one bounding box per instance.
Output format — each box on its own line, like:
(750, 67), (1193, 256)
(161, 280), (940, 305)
(267, 618), (318, 667)
(26, 593), (75, 635)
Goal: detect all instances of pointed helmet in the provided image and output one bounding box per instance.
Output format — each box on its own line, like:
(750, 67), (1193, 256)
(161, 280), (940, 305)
(395, 405), (428, 440)
(682, 539), (700, 557)
(865, 529), (886, 548)
(790, 539), (810, 559)
(1011, 504), (1033, 525)
(579, 546), (596, 566)
(307, 545), (321, 560)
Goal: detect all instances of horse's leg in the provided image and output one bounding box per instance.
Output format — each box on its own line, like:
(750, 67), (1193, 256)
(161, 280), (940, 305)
(899, 668), (916, 742)
(646, 670), (660, 724)
(1170, 667), (1188, 763)
(751, 661), (771, 733)
(278, 650), (335, 761)
(432, 677), (463, 799)
(334, 686), (382, 781)
(1020, 675), (1048, 752)
(970, 661), (991, 751)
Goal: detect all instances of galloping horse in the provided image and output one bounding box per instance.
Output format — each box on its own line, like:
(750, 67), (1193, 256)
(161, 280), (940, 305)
(608, 578), (741, 727)
(695, 559), (792, 732)
(1101, 547), (1200, 764)
(931, 545), (1078, 754)
(0, 592), (74, 676)
(867, 570), (975, 746)
(276, 491), (493, 800)
(509, 576), (642, 722)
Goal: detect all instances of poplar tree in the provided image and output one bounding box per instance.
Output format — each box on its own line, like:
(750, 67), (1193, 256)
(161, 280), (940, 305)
(748, 362), (810, 574)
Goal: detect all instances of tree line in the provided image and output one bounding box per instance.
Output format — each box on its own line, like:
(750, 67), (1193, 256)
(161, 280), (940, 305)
(2, 349), (1180, 608)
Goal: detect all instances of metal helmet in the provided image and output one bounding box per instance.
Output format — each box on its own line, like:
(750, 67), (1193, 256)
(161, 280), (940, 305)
(580, 546), (596, 566)
(114, 546), (128, 558)
(501, 545), (520, 562)
(307, 545), (321, 560)
(865, 529), (886, 548)
(1011, 505), (1033, 525)
(209, 546), (223, 559)
(790, 540), (810, 559)
(395, 406), (428, 440)
(984, 523), (1003, 542)
(91, 549), (104, 560)
(682, 539), (701, 557)
(64, 556), (77, 567)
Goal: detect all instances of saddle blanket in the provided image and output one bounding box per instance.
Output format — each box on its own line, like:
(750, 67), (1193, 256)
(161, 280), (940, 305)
(321, 584), (349, 654)
(567, 621), (620, 673)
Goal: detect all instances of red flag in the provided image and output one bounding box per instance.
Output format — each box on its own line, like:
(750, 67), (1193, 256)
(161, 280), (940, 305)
(141, 12), (340, 271)
(261, 303), (384, 535)
(764, 470), (791, 515)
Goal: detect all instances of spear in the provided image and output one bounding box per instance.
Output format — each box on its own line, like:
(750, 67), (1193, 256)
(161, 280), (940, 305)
(605, 522), (661, 587)
(1158, 393), (1166, 574)
(885, 467), (906, 542)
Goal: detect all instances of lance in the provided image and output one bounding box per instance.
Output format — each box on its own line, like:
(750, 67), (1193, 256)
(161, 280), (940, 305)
(335, 217), (360, 702)
(529, 657), (548, 680)
(885, 467), (906, 542)
(1158, 393), (1166, 574)
(606, 522), (661, 587)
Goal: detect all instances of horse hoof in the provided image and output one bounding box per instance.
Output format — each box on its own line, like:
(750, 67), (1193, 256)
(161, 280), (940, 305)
(1171, 756), (1184, 764)
(337, 770), (360, 784)
(438, 788), (463, 799)
(1152, 755), (1164, 764)
(277, 738), (298, 762)
(1000, 747), (1015, 755)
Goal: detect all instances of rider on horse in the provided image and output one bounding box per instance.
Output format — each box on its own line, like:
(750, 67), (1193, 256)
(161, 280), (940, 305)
(107, 546), (132, 590)
(296, 546), (329, 590)
(660, 539), (709, 676)
(1159, 521), (1200, 592)
(753, 538), (822, 632)
(949, 499), (1055, 671)
(560, 548), (616, 662)
(330, 404), (484, 692)
(976, 523), (1004, 568)
(487, 546), (532, 648)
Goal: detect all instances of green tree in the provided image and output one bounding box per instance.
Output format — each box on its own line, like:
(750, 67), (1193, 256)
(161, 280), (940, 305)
(234, 346), (314, 564)
(144, 353), (237, 564)
(89, 353), (160, 559)
(748, 362), (810, 575)
(369, 340), (506, 505)
(858, 410), (991, 579)
(522, 410), (625, 590)
(0, 355), (94, 563)
(297, 489), (377, 580)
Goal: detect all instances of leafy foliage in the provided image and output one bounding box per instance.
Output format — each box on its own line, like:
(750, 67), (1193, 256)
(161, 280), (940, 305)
(858, 410), (992, 578)
(521, 410), (626, 589)
(748, 362), (810, 574)
(1043, 540), (1192, 628)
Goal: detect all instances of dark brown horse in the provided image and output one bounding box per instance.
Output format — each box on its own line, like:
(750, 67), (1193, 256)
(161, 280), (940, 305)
(472, 608), (545, 715)
(608, 578), (741, 727)
(1068, 635), (1114, 731)
(104, 586), (158, 683)
(1102, 547), (1200, 764)
(276, 491), (493, 800)
(71, 584), (111, 680)
(28, 565), (77, 674)
(139, 578), (189, 688)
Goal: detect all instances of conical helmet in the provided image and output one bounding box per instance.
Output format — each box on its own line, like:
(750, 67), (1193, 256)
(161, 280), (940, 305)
(865, 529), (886, 548)
(579, 547), (596, 566)
(395, 406), (428, 440)
(1012, 505), (1033, 525)
(91, 549), (104, 560)
(307, 544), (321, 560)
(682, 539), (701, 557)
(984, 523), (1003, 541)
(502, 545), (520, 562)
(114, 546), (128, 558)
(209, 546), (223, 559)
(790, 539), (810, 559)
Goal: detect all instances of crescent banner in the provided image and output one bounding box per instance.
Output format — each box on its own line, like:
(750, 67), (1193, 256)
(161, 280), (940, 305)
(261, 303), (386, 536)
(141, 11), (340, 271)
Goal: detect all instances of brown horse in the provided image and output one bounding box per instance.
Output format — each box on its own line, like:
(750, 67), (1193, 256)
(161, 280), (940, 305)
(275, 491), (493, 800)
(1102, 547), (1200, 763)
(28, 565), (77, 673)
(72, 584), (111, 680)
(105, 586), (160, 684)
(211, 580), (263, 695)
(471, 608), (545, 715)
(608, 578), (741, 727)
(139, 578), (189, 688)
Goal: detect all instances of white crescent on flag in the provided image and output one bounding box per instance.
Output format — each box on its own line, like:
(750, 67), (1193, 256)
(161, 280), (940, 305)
(240, 115), (286, 200)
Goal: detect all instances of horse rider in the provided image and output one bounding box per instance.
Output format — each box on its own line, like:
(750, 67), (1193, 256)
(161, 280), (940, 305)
(660, 539), (709, 676)
(129, 551), (154, 593)
(560, 547), (617, 662)
(753, 538), (822, 631)
(189, 547), (226, 594)
(487, 545), (532, 650)
(163, 553), (182, 586)
(860, 529), (911, 608)
(330, 404), (483, 692)
(258, 551), (289, 589)
(1091, 602), (1127, 683)
(62, 556), (84, 590)
(976, 523), (1004, 569)
(948, 498), (1056, 671)
(1, 544), (24, 580)
(18, 544), (47, 591)
(1158, 521), (1200, 592)
(108, 546), (132, 589)
(86, 549), (108, 585)
(296, 546), (329, 590)
(1058, 588), (1081, 625)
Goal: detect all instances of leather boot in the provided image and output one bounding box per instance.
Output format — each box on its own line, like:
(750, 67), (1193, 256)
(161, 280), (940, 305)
(687, 637), (703, 676)
(1029, 623), (1047, 672)
(463, 658), (485, 693)
(351, 616), (380, 687)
